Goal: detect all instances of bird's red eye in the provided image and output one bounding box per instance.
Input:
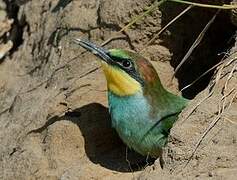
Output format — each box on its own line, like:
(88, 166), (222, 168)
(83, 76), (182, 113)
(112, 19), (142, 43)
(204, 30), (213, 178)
(122, 60), (131, 68)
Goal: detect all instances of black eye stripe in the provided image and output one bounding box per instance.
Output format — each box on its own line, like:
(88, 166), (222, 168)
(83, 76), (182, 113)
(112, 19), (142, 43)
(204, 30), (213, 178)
(108, 55), (124, 62)
(108, 54), (145, 86)
(109, 55), (133, 69)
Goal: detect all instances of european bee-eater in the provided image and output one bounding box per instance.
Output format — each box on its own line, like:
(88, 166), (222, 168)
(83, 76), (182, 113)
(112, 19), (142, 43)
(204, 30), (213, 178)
(74, 39), (188, 157)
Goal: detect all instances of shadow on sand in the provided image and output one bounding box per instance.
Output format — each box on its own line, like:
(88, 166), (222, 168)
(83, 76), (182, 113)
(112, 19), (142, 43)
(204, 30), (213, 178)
(30, 103), (155, 172)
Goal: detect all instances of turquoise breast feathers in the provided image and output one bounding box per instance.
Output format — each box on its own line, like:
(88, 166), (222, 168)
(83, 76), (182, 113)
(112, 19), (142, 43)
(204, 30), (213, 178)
(108, 91), (171, 157)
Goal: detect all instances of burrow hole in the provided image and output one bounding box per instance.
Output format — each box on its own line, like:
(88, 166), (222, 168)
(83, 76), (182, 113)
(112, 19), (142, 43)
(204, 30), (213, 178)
(160, 3), (236, 99)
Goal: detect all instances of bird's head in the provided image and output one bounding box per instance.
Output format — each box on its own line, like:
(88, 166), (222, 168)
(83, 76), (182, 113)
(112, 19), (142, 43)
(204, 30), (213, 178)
(74, 39), (163, 96)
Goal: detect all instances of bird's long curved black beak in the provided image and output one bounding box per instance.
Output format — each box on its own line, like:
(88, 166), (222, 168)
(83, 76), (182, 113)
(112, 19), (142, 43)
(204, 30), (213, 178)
(73, 38), (112, 63)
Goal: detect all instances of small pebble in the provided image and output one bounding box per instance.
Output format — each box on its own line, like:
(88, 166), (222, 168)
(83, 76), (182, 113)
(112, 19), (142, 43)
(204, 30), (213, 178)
(0, 10), (7, 21)
(0, 41), (13, 60)
(0, 0), (6, 10)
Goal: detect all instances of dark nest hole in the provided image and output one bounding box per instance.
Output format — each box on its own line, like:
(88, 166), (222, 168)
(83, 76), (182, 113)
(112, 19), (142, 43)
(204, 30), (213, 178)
(159, 3), (236, 99)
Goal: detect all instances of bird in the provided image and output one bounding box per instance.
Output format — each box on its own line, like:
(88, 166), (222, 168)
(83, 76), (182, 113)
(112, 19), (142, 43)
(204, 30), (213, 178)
(73, 38), (188, 158)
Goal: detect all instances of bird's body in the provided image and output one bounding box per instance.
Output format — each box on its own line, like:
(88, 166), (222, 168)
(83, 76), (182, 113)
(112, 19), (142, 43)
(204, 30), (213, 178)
(108, 81), (187, 157)
(109, 91), (166, 157)
(74, 39), (188, 157)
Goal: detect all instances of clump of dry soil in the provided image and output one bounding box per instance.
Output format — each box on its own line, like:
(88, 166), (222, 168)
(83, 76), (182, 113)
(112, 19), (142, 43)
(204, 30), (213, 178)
(0, 0), (236, 179)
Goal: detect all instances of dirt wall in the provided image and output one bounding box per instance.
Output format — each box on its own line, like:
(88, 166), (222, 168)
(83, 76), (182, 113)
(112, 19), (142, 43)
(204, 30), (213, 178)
(0, 0), (236, 179)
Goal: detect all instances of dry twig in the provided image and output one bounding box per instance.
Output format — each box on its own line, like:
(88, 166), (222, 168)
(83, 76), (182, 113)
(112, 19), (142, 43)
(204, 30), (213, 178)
(183, 56), (237, 168)
(142, 5), (193, 51)
(173, 9), (221, 78)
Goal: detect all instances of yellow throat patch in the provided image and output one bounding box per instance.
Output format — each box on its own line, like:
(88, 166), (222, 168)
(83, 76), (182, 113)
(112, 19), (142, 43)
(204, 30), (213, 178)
(101, 63), (142, 96)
